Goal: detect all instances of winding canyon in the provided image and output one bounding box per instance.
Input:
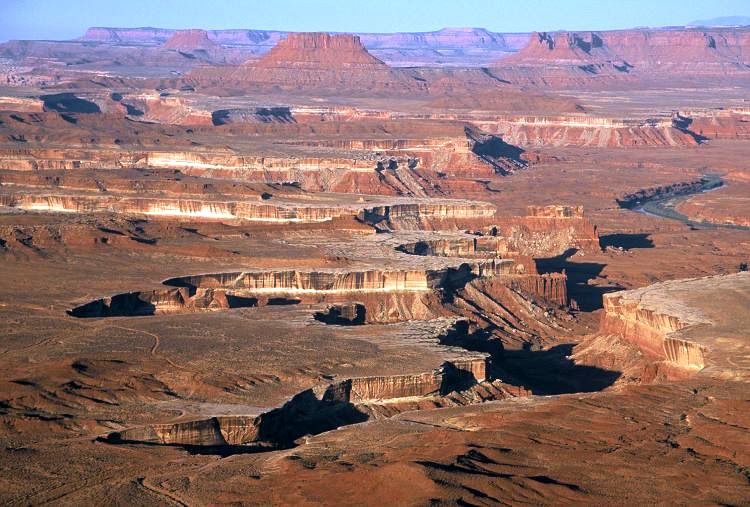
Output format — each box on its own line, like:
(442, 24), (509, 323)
(0, 12), (749, 507)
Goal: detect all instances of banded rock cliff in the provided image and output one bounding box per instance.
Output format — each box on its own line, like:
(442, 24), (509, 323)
(105, 354), (508, 450)
(598, 273), (750, 376)
(486, 205), (600, 255)
(475, 114), (703, 147)
(0, 191), (496, 225)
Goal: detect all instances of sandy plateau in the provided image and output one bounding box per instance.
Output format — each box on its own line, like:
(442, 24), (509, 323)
(0, 20), (749, 506)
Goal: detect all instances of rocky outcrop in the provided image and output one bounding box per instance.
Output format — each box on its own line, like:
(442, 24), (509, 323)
(120, 94), (214, 125)
(313, 303), (367, 325)
(0, 189), (497, 227)
(448, 277), (571, 350)
(495, 27), (750, 88)
(167, 269), (435, 292)
(81, 27), (176, 43)
(0, 96), (44, 112)
(677, 109), (750, 139)
(601, 288), (708, 369)
(485, 205), (600, 255)
(190, 32), (424, 95)
(0, 126), (513, 195)
(616, 176), (723, 209)
(360, 27), (528, 66)
(106, 354), (500, 450)
(68, 287), (229, 317)
(398, 237), (513, 259)
(361, 201), (496, 230)
(474, 115), (702, 148)
(590, 273), (750, 380)
(162, 29), (220, 51)
(498, 273), (568, 307)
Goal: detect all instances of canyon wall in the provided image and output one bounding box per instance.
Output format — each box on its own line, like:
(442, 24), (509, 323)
(486, 205), (600, 255)
(0, 193), (353, 222)
(361, 201), (496, 230)
(398, 237), (513, 259)
(108, 352), (493, 449)
(0, 130), (506, 195)
(474, 115), (701, 148)
(166, 269), (435, 292)
(600, 290), (708, 369)
(69, 287), (229, 318)
(497, 273), (568, 307)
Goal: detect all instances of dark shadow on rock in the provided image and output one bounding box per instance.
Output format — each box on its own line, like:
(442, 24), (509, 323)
(440, 362), (480, 394)
(101, 389), (369, 457)
(226, 295), (259, 308)
(599, 233), (654, 250)
(314, 303), (366, 325)
(467, 127), (526, 175)
(493, 344), (620, 395)
(68, 293), (156, 318)
(254, 389), (369, 447)
(211, 109), (230, 126)
(96, 435), (277, 457)
(41, 93), (101, 114)
(267, 297), (301, 306)
(255, 107), (295, 123)
(535, 248), (621, 311)
(672, 115), (709, 144)
(438, 319), (504, 357)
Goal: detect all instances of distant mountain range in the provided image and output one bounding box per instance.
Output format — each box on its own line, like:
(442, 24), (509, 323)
(687, 15), (750, 27)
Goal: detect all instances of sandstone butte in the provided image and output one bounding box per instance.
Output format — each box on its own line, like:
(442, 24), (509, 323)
(214, 32), (423, 93)
(161, 29), (220, 51)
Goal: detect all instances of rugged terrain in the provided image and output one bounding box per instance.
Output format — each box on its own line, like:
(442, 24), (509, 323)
(1, 20), (749, 506)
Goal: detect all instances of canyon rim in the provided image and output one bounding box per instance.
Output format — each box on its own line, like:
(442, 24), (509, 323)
(1, 1), (749, 505)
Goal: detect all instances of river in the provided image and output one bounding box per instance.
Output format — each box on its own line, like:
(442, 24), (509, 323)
(622, 174), (750, 231)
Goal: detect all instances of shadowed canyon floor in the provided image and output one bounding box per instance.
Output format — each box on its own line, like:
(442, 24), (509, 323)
(1, 20), (750, 506)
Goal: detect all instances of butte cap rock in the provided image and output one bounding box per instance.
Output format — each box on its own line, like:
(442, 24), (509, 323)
(162, 29), (219, 51)
(213, 32), (425, 94)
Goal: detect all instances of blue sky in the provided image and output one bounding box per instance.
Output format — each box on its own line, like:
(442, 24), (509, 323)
(1, 0), (749, 42)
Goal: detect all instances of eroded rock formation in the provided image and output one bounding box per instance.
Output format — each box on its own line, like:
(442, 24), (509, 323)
(162, 29), (220, 52)
(475, 114), (703, 148)
(495, 27), (750, 88)
(190, 32), (423, 95)
(593, 273), (750, 376)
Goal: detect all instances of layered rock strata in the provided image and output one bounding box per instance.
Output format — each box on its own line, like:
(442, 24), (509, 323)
(486, 205), (600, 255)
(0, 191), (495, 225)
(599, 272), (750, 374)
(68, 288), (229, 317)
(475, 114), (703, 147)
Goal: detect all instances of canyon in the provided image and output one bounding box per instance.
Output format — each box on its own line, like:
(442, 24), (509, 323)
(1, 12), (749, 507)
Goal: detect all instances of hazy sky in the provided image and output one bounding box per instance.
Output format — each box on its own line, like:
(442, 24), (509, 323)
(1, 0), (749, 42)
